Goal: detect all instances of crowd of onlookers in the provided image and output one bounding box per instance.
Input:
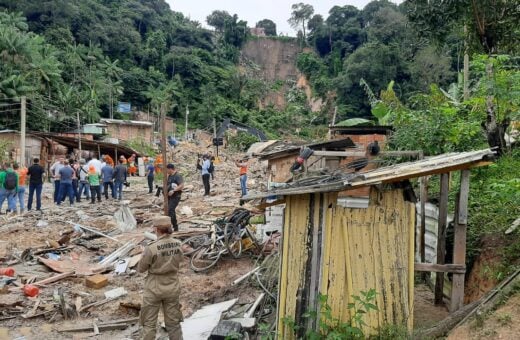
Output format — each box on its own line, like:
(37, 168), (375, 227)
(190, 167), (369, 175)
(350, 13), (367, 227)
(0, 153), (144, 214)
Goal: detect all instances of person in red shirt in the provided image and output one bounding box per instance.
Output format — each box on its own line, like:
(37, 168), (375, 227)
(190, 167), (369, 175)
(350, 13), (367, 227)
(235, 157), (249, 197)
(13, 163), (28, 214)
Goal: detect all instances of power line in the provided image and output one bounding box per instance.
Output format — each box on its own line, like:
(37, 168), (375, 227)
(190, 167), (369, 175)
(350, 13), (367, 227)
(0, 102), (21, 107)
(0, 108), (21, 114)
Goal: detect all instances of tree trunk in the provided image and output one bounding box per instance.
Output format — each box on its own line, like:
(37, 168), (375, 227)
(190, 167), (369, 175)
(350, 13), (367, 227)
(482, 62), (509, 156)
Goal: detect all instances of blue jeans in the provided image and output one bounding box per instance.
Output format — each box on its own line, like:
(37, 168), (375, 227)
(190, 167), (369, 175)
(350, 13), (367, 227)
(78, 181), (91, 200)
(103, 181), (115, 199)
(17, 186), (26, 211)
(240, 174), (248, 196)
(57, 182), (74, 205)
(114, 180), (124, 200)
(27, 183), (43, 210)
(53, 180), (60, 203)
(72, 179), (79, 202)
(0, 188), (17, 212)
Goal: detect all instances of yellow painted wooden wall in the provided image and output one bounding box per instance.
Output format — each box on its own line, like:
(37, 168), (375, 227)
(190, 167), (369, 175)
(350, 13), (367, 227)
(277, 188), (415, 337)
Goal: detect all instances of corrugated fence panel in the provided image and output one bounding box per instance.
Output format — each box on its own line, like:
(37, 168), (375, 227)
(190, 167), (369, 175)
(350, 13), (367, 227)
(324, 189), (415, 334)
(277, 194), (311, 339)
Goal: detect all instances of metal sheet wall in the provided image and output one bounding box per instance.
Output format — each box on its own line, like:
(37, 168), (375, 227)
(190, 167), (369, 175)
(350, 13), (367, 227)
(277, 188), (415, 338)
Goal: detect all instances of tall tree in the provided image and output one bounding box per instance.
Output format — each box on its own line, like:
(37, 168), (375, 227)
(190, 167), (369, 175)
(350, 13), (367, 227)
(405, 0), (520, 154)
(206, 10), (232, 33)
(288, 3), (314, 42)
(256, 19), (277, 36)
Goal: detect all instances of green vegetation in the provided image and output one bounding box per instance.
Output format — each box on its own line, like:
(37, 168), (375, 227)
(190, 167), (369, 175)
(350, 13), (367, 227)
(226, 132), (260, 152)
(282, 290), (380, 339)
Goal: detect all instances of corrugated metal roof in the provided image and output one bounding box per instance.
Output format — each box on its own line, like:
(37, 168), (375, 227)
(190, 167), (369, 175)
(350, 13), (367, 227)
(257, 137), (356, 160)
(242, 148), (495, 200)
(100, 119), (152, 126)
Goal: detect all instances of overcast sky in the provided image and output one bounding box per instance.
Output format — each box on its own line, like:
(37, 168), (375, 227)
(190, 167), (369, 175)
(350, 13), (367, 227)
(166, 1), (402, 36)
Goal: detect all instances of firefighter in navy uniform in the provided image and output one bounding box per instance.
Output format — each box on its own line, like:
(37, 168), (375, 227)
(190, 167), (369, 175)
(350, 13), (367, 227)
(138, 216), (183, 340)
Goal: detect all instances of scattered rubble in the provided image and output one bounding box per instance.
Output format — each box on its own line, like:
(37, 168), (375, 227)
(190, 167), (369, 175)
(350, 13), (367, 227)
(0, 141), (278, 339)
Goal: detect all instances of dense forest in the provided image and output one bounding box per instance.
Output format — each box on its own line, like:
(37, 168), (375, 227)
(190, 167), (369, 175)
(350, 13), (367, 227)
(0, 0), (519, 150)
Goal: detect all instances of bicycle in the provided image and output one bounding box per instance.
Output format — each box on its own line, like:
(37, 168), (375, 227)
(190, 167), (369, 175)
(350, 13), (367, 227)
(189, 224), (241, 272)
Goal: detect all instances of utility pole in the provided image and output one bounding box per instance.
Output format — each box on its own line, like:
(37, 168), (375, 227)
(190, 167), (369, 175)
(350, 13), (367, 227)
(184, 105), (189, 141)
(161, 103), (168, 215)
(327, 106), (337, 140)
(20, 96), (26, 166)
(77, 111), (82, 156)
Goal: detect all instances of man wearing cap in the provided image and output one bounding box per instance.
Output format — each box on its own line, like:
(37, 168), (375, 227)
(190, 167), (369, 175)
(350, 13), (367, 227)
(138, 216), (183, 340)
(166, 164), (184, 232)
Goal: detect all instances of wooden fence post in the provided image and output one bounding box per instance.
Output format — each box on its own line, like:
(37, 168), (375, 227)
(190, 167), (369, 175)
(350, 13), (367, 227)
(435, 173), (450, 304)
(450, 170), (470, 311)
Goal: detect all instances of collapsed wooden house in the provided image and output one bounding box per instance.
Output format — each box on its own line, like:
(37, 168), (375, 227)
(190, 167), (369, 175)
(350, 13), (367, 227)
(243, 148), (495, 337)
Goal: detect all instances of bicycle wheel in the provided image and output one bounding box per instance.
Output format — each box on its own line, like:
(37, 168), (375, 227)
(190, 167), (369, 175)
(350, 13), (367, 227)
(224, 222), (243, 258)
(190, 246), (221, 272)
(181, 234), (211, 256)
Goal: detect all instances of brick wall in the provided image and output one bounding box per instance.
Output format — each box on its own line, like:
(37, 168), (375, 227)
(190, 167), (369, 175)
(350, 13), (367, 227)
(106, 124), (152, 142)
(338, 134), (388, 197)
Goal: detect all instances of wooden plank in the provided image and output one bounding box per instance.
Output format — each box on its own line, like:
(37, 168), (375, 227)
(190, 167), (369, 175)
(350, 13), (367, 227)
(457, 170), (470, 225)
(418, 150), (427, 271)
(414, 263), (466, 274)
(407, 199), (416, 331)
(380, 151), (422, 157)
(419, 176), (428, 265)
(254, 198), (285, 210)
(350, 160), (491, 188)
(435, 173), (450, 305)
(312, 150), (366, 157)
(451, 170), (470, 312)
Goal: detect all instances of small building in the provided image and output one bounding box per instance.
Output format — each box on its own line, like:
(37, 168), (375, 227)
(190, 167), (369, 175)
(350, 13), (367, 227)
(250, 27), (266, 37)
(243, 148), (495, 337)
(100, 118), (153, 143)
(255, 138), (357, 184)
(0, 130), (49, 166)
(329, 125), (393, 197)
(132, 111), (175, 137)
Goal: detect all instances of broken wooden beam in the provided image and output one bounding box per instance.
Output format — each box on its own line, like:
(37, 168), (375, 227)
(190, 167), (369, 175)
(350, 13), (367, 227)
(67, 221), (123, 243)
(414, 263), (466, 274)
(435, 173), (449, 305)
(34, 271), (75, 286)
(58, 318), (139, 333)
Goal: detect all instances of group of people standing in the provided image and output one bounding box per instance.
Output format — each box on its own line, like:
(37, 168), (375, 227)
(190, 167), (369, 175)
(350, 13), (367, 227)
(0, 159), (46, 213)
(50, 154), (130, 206)
(196, 152), (249, 197)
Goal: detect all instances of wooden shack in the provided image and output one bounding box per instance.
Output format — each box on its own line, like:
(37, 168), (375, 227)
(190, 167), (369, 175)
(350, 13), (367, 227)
(0, 130), (49, 166)
(243, 149), (495, 338)
(100, 118), (153, 143)
(257, 138), (357, 184)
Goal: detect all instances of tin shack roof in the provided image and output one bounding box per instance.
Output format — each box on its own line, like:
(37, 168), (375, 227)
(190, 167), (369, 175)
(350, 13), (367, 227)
(242, 148), (495, 200)
(31, 132), (142, 156)
(100, 119), (152, 126)
(256, 137), (357, 160)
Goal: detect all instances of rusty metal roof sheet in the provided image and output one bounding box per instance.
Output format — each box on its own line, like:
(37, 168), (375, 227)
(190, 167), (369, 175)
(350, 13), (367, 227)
(242, 148), (496, 200)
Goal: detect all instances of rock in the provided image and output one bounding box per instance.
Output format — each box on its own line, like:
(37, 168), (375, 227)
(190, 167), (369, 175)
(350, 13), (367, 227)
(180, 206), (193, 216)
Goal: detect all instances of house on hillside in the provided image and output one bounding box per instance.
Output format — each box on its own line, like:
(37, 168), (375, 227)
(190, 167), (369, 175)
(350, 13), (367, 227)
(132, 111), (175, 136)
(0, 130), (49, 166)
(100, 118), (153, 143)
